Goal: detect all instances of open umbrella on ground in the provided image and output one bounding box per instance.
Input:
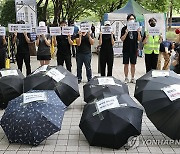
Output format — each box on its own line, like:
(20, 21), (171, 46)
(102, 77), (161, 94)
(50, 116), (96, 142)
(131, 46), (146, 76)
(79, 92), (143, 149)
(0, 69), (24, 109)
(24, 65), (80, 106)
(0, 90), (66, 146)
(134, 70), (180, 139)
(83, 76), (129, 103)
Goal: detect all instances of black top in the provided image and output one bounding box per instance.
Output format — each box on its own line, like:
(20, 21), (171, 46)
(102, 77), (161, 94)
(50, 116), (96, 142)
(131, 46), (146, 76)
(121, 26), (139, 53)
(0, 36), (6, 49)
(56, 35), (71, 55)
(16, 33), (30, 53)
(37, 34), (51, 56)
(76, 33), (93, 53)
(98, 34), (115, 54)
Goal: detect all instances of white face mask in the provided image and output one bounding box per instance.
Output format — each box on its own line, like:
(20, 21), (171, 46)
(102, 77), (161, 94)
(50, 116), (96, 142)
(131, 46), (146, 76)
(128, 20), (135, 23)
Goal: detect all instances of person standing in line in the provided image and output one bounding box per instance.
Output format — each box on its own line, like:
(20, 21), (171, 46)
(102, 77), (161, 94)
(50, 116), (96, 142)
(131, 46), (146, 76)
(53, 20), (73, 72)
(98, 21), (115, 76)
(13, 20), (31, 76)
(142, 17), (163, 73)
(36, 21), (51, 66)
(120, 14), (141, 84)
(0, 34), (7, 69)
(76, 27), (94, 83)
(71, 22), (79, 57)
(91, 24), (96, 38)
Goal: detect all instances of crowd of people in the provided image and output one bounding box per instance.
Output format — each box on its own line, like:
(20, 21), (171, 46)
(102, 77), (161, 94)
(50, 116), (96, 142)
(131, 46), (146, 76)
(0, 14), (180, 84)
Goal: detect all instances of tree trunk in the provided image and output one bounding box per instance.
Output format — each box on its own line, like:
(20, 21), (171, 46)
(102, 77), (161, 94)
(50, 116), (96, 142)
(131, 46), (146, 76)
(117, 0), (123, 9)
(168, 0), (173, 29)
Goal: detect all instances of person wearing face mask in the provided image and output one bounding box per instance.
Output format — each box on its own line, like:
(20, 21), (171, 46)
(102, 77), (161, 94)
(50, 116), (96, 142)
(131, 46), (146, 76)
(142, 18), (163, 73)
(53, 20), (73, 72)
(76, 23), (94, 84)
(120, 14), (141, 84)
(36, 21), (51, 66)
(98, 21), (115, 76)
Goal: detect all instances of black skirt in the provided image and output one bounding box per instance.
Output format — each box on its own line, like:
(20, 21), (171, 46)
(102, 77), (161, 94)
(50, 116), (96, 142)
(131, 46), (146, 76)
(37, 55), (51, 60)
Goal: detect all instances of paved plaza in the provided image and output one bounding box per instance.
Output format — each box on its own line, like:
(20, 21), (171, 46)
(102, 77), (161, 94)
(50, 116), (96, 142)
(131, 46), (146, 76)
(0, 53), (180, 154)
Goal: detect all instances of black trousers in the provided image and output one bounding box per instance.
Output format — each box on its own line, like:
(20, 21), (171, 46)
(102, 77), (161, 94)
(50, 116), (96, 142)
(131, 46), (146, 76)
(16, 53), (31, 76)
(72, 45), (78, 57)
(57, 54), (72, 72)
(0, 48), (6, 69)
(145, 53), (159, 73)
(99, 51), (114, 76)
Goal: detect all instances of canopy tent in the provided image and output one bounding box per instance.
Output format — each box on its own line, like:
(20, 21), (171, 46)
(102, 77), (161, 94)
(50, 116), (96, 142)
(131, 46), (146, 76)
(105, 0), (153, 22)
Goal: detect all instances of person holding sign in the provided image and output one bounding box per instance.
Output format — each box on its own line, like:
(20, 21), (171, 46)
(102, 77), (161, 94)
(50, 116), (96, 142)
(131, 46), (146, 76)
(13, 20), (31, 76)
(120, 14), (141, 84)
(36, 21), (51, 66)
(98, 21), (115, 76)
(76, 24), (94, 83)
(0, 32), (7, 69)
(53, 21), (73, 72)
(142, 18), (163, 73)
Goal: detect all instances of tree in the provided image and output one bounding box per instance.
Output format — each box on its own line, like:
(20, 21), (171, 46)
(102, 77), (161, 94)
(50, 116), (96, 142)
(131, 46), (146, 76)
(0, 0), (16, 26)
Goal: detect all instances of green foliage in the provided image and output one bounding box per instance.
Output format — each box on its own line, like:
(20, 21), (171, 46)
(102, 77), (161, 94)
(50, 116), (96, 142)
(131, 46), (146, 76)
(0, 0), (16, 26)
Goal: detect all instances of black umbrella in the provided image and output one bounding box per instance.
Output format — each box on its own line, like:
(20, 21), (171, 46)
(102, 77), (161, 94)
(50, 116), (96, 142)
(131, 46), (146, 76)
(0, 69), (24, 109)
(24, 65), (80, 106)
(79, 92), (143, 149)
(0, 90), (66, 146)
(134, 70), (180, 139)
(83, 76), (129, 103)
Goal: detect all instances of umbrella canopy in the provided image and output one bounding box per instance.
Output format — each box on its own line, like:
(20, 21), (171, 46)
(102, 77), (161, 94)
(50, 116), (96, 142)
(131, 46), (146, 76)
(79, 92), (143, 149)
(134, 70), (180, 139)
(0, 90), (66, 146)
(83, 76), (129, 103)
(24, 65), (80, 106)
(0, 69), (24, 109)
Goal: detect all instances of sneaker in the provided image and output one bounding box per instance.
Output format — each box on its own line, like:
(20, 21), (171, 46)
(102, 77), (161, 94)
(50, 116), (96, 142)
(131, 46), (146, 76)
(130, 78), (136, 84)
(124, 78), (129, 84)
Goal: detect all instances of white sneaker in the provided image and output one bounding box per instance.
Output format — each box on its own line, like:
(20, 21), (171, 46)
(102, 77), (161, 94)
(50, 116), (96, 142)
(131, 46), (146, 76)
(130, 78), (136, 84)
(124, 78), (129, 84)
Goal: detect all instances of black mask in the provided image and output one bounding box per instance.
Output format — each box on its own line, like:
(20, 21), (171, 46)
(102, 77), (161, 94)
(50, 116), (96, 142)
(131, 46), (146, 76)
(150, 22), (156, 27)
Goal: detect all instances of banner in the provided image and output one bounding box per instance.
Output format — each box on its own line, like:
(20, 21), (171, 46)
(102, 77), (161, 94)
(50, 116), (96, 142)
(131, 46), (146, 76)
(144, 13), (165, 39)
(101, 26), (112, 34)
(62, 26), (74, 35)
(15, 0), (37, 28)
(36, 27), (48, 35)
(23, 92), (47, 104)
(50, 27), (61, 36)
(80, 24), (91, 32)
(8, 24), (32, 33)
(127, 22), (140, 31)
(0, 27), (6, 36)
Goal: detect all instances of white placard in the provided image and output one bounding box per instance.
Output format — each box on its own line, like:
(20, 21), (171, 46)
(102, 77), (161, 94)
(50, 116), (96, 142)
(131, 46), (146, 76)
(50, 27), (61, 36)
(80, 24), (91, 32)
(162, 84), (180, 101)
(23, 92), (47, 104)
(0, 70), (18, 77)
(36, 26), (48, 35)
(46, 68), (65, 82)
(101, 26), (112, 34)
(148, 27), (160, 36)
(127, 22), (139, 31)
(8, 24), (32, 33)
(62, 26), (74, 35)
(152, 70), (169, 77)
(33, 65), (48, 74)
(0, 27), (6, 36)
(96, 96), (127, 113)
(98, 77), (116, 85)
